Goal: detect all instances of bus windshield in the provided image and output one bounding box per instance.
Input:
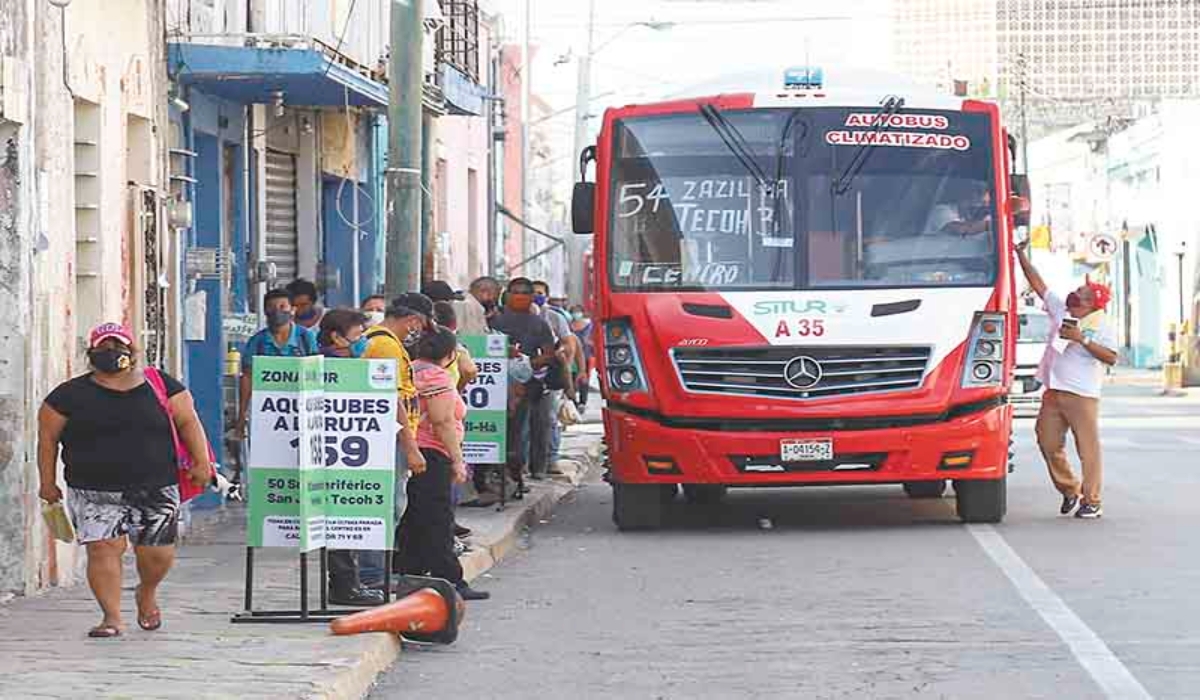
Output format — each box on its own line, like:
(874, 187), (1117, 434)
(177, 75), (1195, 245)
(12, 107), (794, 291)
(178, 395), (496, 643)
(607, 107), (999, 292)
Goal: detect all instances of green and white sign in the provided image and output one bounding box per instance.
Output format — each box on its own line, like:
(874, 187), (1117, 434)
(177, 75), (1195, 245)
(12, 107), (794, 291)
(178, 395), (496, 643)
(459, 334), (509, 464)
(297, 357), (326, 552)
(247, 356), (398, 550)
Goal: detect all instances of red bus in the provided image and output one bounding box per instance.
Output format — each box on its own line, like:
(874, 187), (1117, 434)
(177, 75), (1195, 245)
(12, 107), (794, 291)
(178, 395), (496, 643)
(572, 67), (1030, 529)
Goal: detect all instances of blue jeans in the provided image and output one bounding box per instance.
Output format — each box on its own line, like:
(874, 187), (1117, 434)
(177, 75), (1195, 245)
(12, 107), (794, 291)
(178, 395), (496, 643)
(548, 389), (563, 465)
(359, 441), (410, 586)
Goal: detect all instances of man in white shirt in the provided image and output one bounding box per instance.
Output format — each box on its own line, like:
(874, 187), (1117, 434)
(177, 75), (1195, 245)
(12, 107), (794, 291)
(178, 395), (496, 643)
(454, 276), (501, 336)
(924, 184), (992, 237)
(1015, 239), (1119, 518)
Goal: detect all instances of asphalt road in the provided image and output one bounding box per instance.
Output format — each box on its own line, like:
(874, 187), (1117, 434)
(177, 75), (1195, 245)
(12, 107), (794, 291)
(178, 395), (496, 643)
(371, 381), (1200, 699)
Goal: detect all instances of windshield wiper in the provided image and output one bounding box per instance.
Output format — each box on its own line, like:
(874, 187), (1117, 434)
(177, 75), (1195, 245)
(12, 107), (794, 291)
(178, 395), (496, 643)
(832, 94), (905, 195)
(770, 109), (809, 233)
(698, 103), (774, 194)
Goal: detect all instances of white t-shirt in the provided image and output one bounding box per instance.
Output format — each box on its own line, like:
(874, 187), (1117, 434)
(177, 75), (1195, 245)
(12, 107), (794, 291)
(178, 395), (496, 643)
(1036, 291), (1117, 398)
(537, 304), (572, 343)
(923, 204), (960, 234)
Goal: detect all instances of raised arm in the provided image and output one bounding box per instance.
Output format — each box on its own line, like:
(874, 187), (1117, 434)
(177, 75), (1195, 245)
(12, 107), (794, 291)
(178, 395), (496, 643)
(1014, 239), (1048, 299)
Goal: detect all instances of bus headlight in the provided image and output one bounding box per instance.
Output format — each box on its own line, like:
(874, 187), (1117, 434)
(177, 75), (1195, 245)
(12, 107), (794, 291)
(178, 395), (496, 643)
(608, 346), (633, 365)
(613, 368), (640, 389)
(604, 319), (647, 393)
(962, 312), (1006, 388)
(971, 362), (996, 382)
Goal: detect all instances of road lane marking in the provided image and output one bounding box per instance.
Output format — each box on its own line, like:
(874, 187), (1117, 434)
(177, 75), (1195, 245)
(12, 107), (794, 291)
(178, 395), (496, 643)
(968, 525), (1152, 700)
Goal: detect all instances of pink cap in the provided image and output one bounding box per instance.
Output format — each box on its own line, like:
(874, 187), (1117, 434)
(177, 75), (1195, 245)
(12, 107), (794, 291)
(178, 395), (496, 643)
(88, 323), (134, 349)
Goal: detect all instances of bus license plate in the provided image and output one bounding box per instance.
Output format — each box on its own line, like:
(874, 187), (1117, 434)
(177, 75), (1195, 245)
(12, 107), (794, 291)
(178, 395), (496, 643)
(780, 439), (833, 462)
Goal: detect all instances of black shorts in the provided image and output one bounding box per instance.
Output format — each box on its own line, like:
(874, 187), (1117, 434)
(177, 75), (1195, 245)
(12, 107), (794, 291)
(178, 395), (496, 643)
(67, 484), (180, 546)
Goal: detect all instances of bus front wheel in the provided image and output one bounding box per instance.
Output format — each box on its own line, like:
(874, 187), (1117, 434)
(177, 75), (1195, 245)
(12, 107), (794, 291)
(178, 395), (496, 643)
(954, 476), (1007, 523)
(612, 483), (663, 531)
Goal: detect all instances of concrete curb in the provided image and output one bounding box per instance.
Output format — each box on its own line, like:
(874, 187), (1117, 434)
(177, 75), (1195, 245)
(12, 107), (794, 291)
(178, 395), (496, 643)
(308, 443), (599, 700)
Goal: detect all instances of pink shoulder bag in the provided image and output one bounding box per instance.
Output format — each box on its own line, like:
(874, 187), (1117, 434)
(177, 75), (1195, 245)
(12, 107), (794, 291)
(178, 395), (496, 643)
(144, 367), (215, 502)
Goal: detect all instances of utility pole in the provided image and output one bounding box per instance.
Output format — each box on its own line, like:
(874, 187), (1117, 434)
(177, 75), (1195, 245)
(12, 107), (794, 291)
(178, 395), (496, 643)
(572, 0), (596, 166)
(520, 0), (532, 277)
(385, 0), (424, 296)
(1178, 244), (1187, 327)
(566, 0), (597, 304)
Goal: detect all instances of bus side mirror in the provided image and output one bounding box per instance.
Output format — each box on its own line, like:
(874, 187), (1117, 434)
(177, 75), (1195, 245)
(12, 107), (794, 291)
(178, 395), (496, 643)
(572, 145), (598, 234)
(1010, 173), (1031, 228)
(572, 183), (595, 234)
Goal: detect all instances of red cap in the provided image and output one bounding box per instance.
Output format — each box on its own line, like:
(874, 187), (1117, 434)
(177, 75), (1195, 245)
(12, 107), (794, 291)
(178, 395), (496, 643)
(1086, 281), (1112, 311)
(88, 323), (134, 349)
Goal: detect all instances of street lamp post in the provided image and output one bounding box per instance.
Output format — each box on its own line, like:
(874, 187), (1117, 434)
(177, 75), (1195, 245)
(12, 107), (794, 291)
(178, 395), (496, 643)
(1177, 243), (1187, 328)
(566, 8), (673, 303)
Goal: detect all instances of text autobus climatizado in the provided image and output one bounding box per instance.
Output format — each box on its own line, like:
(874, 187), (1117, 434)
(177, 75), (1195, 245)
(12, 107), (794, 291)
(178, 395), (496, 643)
(825, 112), (971, 151)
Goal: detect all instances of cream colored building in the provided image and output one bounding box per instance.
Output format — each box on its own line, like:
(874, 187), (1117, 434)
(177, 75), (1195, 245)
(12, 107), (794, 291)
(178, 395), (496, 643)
(0, 0), (170, 596)
(893, 0), (1200, 130)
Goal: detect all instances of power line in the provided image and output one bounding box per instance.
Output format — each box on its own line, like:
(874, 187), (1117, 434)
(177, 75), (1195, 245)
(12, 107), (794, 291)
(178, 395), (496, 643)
(533, 15), (853, 30)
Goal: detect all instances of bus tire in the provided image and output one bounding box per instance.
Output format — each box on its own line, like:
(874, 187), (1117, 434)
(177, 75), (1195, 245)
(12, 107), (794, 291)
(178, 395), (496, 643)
(954, 476), (1007, 523)
(903, 481), (947, 499)
(612, 483), (663, 531)
(682, 484), (728, 505)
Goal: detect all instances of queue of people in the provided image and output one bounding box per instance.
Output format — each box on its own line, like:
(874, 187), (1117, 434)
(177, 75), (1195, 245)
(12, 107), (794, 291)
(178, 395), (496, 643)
(37, 272), (596, 633)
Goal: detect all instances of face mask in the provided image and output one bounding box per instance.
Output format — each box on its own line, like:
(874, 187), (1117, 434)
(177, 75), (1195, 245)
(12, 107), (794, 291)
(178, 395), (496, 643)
(533, 294), (548, 307)
(349, 336), (369, 358)
(89, 348), (133, 374)
(364, 311), (385, 327)
(508, 294), (533, 312)
(267, 310), (292, 329)
(1066, 292), (1082, 308)
(403, 327), (422, 348)
(571, 312), (585, 322)
(481, 299), (498, 312)
(295, 306), (319, 322)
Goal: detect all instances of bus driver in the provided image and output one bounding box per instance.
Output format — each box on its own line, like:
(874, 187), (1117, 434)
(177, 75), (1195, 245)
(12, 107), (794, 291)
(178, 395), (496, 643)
(925, 182), (992, 237)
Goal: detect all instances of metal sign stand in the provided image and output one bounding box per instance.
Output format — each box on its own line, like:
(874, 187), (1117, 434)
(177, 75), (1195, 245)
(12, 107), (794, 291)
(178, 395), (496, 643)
(230, 548), (394, 624)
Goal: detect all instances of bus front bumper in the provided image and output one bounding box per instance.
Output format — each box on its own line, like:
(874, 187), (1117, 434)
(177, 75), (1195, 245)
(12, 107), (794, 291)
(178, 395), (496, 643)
(603, 401), (1011, 486)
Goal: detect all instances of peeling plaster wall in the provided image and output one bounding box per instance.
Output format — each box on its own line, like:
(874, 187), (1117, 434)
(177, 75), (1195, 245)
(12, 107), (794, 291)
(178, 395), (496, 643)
(0, 0), (167, 598)
(0, 0), (35, 598)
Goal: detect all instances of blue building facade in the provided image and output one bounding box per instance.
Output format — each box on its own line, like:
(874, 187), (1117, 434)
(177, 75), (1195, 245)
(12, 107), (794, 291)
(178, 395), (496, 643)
(167, 40), (388, 474)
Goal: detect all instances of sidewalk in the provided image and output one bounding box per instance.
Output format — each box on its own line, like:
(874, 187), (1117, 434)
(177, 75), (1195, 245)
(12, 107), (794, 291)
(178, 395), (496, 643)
(0, 432), (601, 700)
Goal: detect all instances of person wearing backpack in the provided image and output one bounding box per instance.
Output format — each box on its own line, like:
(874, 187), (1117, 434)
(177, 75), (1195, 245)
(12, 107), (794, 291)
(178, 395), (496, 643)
(236, 288), (319, 438)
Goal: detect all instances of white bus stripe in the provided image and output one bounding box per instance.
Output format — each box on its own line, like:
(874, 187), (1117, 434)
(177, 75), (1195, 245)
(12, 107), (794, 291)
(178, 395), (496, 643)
(969, 525), (1152, 700)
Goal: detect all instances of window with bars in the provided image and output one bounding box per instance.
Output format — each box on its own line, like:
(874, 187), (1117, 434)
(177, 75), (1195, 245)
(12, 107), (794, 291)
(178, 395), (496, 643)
(436, 0), (480, 82)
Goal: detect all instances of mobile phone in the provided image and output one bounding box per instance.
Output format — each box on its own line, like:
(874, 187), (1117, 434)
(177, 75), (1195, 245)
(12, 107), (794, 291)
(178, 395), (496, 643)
(1059, 317), (1078, 339)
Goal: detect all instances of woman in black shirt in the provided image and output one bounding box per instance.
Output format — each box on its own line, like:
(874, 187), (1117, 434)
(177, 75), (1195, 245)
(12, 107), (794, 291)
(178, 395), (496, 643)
(37, 323), (212, 638)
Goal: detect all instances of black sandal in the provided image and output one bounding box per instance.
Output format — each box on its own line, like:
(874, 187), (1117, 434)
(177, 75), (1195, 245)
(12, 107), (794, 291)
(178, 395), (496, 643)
(88, 624), (122, 638)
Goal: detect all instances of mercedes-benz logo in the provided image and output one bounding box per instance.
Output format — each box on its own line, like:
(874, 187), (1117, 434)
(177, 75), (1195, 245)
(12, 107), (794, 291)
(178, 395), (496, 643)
(783, 355), (823, 390)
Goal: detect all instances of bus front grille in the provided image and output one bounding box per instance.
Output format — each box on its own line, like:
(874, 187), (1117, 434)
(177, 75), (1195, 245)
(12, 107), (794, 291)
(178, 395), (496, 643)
(671, 345), (933, 400)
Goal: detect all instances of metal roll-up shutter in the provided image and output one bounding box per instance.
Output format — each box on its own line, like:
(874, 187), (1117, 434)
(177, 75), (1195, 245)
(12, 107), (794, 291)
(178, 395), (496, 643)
(264, 149), (299, 284)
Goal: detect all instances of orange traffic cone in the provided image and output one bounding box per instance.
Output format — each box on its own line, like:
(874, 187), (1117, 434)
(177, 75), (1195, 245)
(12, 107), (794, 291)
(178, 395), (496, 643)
(330, 576), (464, 644)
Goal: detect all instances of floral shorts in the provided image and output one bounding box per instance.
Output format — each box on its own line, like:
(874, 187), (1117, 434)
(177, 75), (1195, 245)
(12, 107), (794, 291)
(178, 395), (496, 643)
(67, 484), (180, 546)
